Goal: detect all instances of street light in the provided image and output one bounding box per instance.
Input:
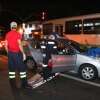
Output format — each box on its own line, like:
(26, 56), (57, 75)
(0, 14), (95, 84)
(41, 11), (47, 21)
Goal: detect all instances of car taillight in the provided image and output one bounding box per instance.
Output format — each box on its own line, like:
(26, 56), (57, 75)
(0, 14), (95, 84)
(48, 59), (52, 68)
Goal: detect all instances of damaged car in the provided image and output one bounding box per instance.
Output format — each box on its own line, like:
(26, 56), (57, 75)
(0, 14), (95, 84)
(24, 38), (100, 80)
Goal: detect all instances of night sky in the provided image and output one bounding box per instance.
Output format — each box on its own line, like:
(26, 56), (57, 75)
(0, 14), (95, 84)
(0, 0), (100, 28)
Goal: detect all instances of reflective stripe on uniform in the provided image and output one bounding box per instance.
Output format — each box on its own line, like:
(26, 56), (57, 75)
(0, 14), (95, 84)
(9, 72), (15, 74)
(42, 64), (48, 67)
(41, 45), (46, 49)
(53, 46), (57, 48)
(9, 76), (15, 79)
(20, 72), (26, 79)
(20, 75), (26, 78)
(43, 53), (46, 57)
(9, 72), (15, 79)
(20, 72), (26, 75)
(47, 41), (55, 44)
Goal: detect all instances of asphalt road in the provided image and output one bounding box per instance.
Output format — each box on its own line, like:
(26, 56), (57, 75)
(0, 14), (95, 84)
(0, 55), (100, 100)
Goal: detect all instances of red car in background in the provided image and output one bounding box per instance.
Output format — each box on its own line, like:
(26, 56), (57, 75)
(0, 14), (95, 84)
(0, 39), (6, 55)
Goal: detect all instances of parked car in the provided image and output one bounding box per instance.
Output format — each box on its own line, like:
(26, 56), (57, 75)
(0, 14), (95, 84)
(24, 38), (100, 80)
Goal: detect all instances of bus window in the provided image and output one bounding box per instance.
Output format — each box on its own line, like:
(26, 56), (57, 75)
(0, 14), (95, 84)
(83, 18), (100, 34)
(55, 24), (63, 36)
(65, 20), (82, 34)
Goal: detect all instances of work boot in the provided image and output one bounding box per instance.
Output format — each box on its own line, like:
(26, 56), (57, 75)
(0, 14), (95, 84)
(21, 78), (32, 89)
(9, 79), (17, 90)
(43, 67), (52, 80)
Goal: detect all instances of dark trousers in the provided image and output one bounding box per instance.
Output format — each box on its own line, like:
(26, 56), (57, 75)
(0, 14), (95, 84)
(8, 51), (27, 87)
(42, 67), (52, 80)
(8, 51), (26, 72)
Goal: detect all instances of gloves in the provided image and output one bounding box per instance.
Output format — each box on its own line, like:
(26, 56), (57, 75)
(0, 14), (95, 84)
(23, 53), (26, 61)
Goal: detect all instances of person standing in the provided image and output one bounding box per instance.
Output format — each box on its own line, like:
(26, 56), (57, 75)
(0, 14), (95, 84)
(5, 21), (31, 89)
(40, 34), (58, 80)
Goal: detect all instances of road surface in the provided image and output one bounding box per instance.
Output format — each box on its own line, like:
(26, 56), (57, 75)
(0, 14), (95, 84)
(0, 55), (100, 100)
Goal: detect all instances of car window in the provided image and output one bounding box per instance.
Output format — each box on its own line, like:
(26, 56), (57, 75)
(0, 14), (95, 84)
(65, 45), (75, 55)
(57, 40), (75, 55)
(57, 41), (65, 55)
(58, 38), (89, 53)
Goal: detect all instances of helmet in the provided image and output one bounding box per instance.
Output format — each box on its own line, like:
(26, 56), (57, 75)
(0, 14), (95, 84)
(48, 34), (55, 40)
(50, 32), (60, 39)
(10, 21), (17, 29)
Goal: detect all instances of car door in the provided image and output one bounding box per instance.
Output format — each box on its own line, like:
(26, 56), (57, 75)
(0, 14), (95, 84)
(51, 44), (77, 73)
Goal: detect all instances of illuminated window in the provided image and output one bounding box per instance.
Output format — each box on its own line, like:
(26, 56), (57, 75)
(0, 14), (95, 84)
(65, 20), (82, 34)
(83, 18), (100, 34)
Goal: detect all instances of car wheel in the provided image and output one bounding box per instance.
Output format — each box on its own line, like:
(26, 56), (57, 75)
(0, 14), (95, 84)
(79, 64), (98, 80)
(25, 58), (36, 70)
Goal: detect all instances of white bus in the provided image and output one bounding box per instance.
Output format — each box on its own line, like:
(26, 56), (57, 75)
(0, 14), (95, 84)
(43, 13), (100, 46)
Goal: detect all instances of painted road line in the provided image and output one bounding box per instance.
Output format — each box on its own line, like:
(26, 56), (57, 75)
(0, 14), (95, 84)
(32, 73), (59, 89)
(32, 76), (55, 89)
(32, 80), (46, 89)
(60, 73), (100, 88)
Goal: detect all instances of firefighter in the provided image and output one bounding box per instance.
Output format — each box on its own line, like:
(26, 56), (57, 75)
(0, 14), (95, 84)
(40, 33), (58, 80)
(5, 21), (31, 89)
(28, 33), (59, 86)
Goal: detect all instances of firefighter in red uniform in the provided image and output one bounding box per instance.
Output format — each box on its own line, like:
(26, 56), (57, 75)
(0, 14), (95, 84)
(5, 21), (31, 89)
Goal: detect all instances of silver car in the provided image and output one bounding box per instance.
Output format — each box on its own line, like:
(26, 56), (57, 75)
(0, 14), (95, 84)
(49, 39), (100, 80)
(24, 38), (100, 80)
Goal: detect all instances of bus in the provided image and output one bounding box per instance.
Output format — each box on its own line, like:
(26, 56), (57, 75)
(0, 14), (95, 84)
(43, 13), (100, 46)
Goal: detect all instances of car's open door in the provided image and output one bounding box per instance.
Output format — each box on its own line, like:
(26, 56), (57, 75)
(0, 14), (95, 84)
(50, 54), (77, 73)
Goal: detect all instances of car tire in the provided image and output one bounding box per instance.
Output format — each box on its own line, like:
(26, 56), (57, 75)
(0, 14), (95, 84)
(25, 57), (37, 70)
(79, 64), (98, 80)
